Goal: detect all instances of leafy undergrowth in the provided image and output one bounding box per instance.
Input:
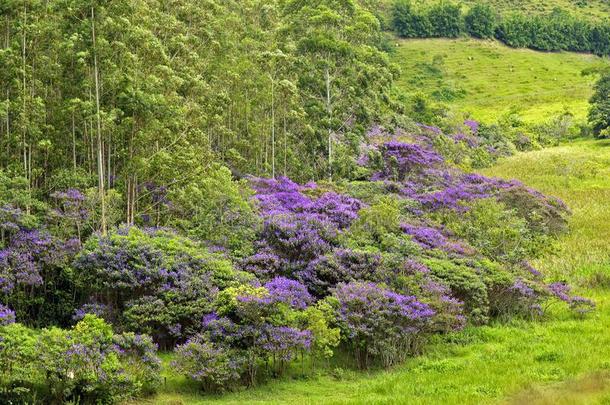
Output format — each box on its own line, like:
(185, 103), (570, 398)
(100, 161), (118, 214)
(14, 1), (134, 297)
(143, 294), (610, 405)
(136, 141), (610, 404)
(392, 38), (608, 123)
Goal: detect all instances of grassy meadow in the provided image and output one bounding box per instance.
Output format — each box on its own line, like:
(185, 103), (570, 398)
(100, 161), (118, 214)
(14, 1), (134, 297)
(457, 0), (610, 20)
(138, 139), (610, 404)
(391, 38), (609, 123)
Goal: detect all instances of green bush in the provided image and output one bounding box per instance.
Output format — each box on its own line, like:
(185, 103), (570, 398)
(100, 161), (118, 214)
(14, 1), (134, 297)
(427, 2), (463, 38)
(464, 3), (496, 39)
(0, 316), (161, 404)
(391, 0), (432, 38)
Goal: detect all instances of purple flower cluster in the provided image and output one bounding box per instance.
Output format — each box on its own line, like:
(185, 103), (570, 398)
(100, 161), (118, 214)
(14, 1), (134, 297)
(251, 177), (363, 229)
(464, 119), (480, 134)
(332, 281), (435, 368)
(401, 223), (464, 253)
(0, 304), (16, 325)
(375, 142), (444, 181)
(263, 277), (313, 309)
(258, 326), (312, 361)
(0, 229), (79, 293)
(72, 303), (110, 321)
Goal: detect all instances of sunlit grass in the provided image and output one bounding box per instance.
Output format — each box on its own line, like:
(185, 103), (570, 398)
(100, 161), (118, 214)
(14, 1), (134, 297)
(457, 0), (610, 20)
(391, 38), (609, 124)
(482, 139), (610, 284)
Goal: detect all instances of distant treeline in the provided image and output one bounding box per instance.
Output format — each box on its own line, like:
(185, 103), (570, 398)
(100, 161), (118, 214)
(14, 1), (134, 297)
(391, 1), (610, 56)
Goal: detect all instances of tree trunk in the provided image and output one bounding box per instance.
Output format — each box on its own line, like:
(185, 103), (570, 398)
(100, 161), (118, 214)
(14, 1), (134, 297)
(271, 75), (276, 179)
(91, 6), (107, 235)
(325, 66), (332, 181)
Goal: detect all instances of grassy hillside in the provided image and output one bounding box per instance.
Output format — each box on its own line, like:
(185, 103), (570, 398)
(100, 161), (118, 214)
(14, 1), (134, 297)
(482, 139), (610, 283)
(139, 139), (610, 405)
(458, 0), (610, 20)
(391, 38), (609, 123)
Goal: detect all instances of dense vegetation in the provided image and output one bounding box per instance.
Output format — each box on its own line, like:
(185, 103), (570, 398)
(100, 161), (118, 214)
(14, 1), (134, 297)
(0, 0), (608, 403)
(391, 1), (610, 56)
(589, 70), (610, 137)
(153, 139), (610, 404)
(0, 118), (595, 402)
(0, 0), (395, 201)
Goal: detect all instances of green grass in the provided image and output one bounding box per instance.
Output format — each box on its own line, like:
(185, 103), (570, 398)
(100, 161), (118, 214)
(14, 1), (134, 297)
(457, 0), (610, 20)
(391, 38), (609, 123)
(482, 139), (610, 283)
(134, 139), (610, 404)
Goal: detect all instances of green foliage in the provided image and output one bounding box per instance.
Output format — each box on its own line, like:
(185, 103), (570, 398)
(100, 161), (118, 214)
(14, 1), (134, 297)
(0, 316), (161, 404)
(391, 0), (432, 38)
(464, 3), (496, 39)
(427, 2), (463, 38)
(423, 257), (490, 324)
(440, 199), (545, 264)
(588, 72), (610, 138)
(300, 300), (341, 360)
(170, 165), (259, 257)
(347, 195), (402, 247)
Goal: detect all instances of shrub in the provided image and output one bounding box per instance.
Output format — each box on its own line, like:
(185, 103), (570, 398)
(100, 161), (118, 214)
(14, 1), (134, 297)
(74, 227), (243, 347)
(170, 165), (260, 257)
(392, 0), (432, 38)
(423, 257), (490, 324)
(427, 2), (463, 38)
(464, 3), (496, 39)
(0, 304), (16, 326)
(173, 338), (245, 392)
(441, 199), (542, 264)
(331, 281), (435, 369)
(0, 316), (161, 404)
(589, 72), (610, 138)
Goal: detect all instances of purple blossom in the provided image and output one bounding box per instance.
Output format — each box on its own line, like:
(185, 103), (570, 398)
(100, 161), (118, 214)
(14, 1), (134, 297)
(264, 277), (312, 309)
(332, 281), (435, 368)
(0, 304), (16, 325)
(464, 119), (480, 134)
(547, 282), (571, 302)
(258, 326), (312, 361)
(73, 303), (110, 321)
(510, 279), (536, 298)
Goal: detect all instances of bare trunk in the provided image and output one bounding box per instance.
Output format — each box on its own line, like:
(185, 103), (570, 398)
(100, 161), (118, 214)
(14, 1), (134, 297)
(283, 115), (287, 177)
(271, 76), (276, 179)
(72, 110), (77, 169)
(92, 6), (107, 235)
(22, 3), (30, 213)
(325, 66), (332, 181)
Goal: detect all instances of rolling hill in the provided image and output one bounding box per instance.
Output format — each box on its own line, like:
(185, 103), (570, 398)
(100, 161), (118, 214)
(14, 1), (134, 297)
(391, 37), (609, 123)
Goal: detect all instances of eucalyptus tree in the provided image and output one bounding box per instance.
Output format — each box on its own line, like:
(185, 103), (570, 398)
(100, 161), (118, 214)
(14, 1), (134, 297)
(282, 0), (394, 180)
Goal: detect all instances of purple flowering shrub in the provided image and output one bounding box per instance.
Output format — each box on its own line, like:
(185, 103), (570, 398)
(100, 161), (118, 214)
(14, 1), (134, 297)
(0, 315), (161, 403)
(547, 282), (596, 317)
(74, 227), (246, 347)
(0, 304), (16, 326)
(0, 224), (81, 327)
(173, 337), (246, 392)
(330, 282), (435, 369)
(173, 282), (316, 389)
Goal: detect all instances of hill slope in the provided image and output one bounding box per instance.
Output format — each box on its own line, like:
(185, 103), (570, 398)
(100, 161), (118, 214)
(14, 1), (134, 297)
(392, 38), (609, 123)
(458, 0), (610, 20)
